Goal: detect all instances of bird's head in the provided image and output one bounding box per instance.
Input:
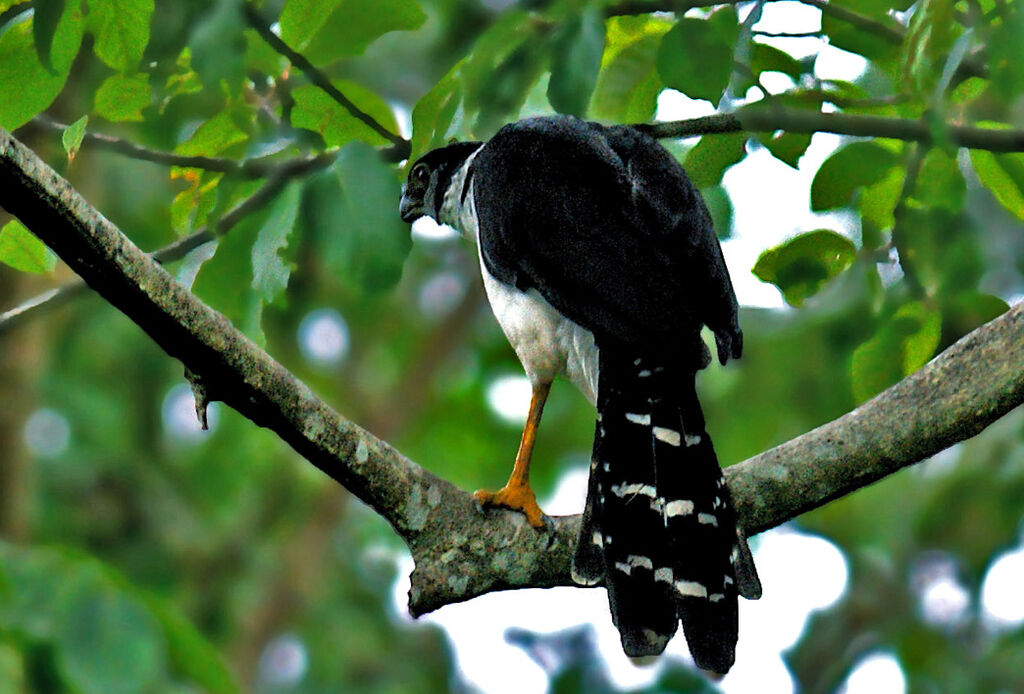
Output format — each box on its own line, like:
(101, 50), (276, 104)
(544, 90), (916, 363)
(399, 141), (483, 224)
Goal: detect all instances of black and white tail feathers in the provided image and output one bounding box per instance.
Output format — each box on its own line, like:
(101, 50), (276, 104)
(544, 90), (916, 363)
(571, 344), (761, 674)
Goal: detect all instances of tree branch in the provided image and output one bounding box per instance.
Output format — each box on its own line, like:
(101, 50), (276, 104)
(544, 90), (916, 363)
(605, 0), (987, 80)
(1, 127), (1022, 617)
(242, 3), (411, 162)
(0, 149), (333, 337)
(25, 115), (337, 177)
(636, 105), (1024, 152)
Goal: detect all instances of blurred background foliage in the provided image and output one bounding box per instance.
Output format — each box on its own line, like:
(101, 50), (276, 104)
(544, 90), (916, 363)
(0, 0), (1023, 692)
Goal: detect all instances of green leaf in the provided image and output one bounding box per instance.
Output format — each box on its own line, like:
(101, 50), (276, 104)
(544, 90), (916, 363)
(985, 0), (1024, 100)
(0, 543), (233, 693)
(86, 0), (153, 73)
(162, 47), (203, 107)
(851, 302), (941, 403)
(898, 205), (982, 295)
(0, 644), (21, 689)
(547, 5), (606, 117)
(900, 302), (942, 374)
(461, 10), (534, 111)
(940, 292), (1009, 346)
(683, 131), (747, 188)
(61, 114), (87, 160)
(243, 27), (284, 76)
(821, 2), (901, 65)
(32, 0), (64, 71)
(900, 0), (956, 94)
(290, 81), (398, 148)
(93, 73), (150, 122)
(656, 7), (739, 103)
(701, 185), (733, 239)
(170, 172), (221, 236)
(752, 229), (856, 306)
(188, 0), (245, 91)
(333, 142), (411, 291)
(57, 586), (167, 694)
(144, 596), (238, 694)
(471, 33), (547, 137)
(460, 9), (547, 134)
(810, 141), (900, 211)
(759, 131), (811, 169)
(410, 67), (462, 161)
(0, 219), (57, 274)
(913, 148), (965, 211)
(858, 165), (904, 240)
(591, 16), (671, 123)
(175, 110), (248, 157)
(302, 143), (411, 293)
(251, 183), (301, 305)
(0, 4), (84, 130)
(970, 149), (1024, 221)
(280, 0), (426, 64)
(192, 220), (265, 344)
(750, 41), (803, 81)
(0, 543), (86, 640)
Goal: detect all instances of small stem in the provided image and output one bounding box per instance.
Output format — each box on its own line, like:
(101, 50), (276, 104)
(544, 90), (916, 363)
(242, 3), (410, 160)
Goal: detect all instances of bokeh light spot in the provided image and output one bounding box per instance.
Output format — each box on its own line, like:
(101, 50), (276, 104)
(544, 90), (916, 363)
(298, 308), (350, 367)
(486, 375), (532, 424)
(981, 547), (1024, 628)
(411, 216), (459, 242)
(23, 408), (71, 457)
(258, 633), (308, 687)
(841, 652), (906, 694)
(418, 271), (468, 320)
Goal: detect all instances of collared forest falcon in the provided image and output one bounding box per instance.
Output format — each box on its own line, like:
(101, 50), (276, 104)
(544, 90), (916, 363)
(399, 115), (761, 674)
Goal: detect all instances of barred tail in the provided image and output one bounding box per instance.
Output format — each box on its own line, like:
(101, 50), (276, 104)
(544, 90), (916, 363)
(571, 344), (760, 674)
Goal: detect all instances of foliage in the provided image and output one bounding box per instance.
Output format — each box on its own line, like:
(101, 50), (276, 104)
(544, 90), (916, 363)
(0, 0), (1023, 692)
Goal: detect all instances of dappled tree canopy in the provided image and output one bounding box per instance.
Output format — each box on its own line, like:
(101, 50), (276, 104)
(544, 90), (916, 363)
(0, 0), (1023, 692)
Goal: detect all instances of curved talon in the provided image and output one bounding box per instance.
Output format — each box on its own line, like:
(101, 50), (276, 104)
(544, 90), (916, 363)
(473, 485), (550, 529)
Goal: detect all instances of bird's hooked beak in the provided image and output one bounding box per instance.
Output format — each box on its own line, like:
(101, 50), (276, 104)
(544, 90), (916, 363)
(399, 185), (424, 223)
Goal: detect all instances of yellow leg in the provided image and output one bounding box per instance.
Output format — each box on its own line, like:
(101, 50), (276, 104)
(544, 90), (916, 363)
(474, 381), (551, 529)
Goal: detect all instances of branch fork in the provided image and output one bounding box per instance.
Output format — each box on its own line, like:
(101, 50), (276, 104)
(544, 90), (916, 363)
(1, 127), (1022, 617)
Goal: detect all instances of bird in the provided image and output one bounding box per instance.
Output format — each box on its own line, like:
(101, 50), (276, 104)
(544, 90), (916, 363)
(399, 115), (761, 674)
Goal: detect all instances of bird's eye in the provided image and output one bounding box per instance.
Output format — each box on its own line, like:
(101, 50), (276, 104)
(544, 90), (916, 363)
(411, 163), (429, 184)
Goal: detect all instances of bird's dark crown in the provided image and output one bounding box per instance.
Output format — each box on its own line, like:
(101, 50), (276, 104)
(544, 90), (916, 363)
(410, 141), (483, 175)
(400, 141), (483, 223)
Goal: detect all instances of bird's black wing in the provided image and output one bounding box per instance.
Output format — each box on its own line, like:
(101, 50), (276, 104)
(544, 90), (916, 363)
(471, 116), (740, 364)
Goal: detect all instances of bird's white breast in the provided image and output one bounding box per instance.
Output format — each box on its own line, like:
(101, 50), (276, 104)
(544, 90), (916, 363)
(441, 160), (599, 405)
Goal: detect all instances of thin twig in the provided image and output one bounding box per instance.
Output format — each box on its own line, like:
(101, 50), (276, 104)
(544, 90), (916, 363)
(887, 143), (928, 296)
(605, 0), (717, 15)
(0, 155), (333, 336)
(752, 29), (822, 38)
(605, 0), (987, 80)
(796, 0), (904, 44)
(242, 2), (411, 161)
(637, 105), (1024, 152)
(7, 104), (1024, 335)
(26, 115), (335, 177)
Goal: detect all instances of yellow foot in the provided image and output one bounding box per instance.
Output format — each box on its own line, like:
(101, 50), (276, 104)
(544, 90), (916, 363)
(473, 484), (550, 529)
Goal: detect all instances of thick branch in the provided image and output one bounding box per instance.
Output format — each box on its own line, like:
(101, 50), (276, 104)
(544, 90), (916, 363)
(1, 128), (1022, 620)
